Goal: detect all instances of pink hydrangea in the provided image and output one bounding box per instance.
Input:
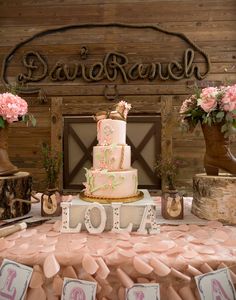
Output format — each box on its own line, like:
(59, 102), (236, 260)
(198, 87), (218, 112)
(221, 84), (236, 112)
(0, 92), (28, 123)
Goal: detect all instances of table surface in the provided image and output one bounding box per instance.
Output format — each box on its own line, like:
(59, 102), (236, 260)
(0, 194), (236, 300)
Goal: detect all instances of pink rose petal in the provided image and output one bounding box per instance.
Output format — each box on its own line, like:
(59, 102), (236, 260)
(178, 224), (189, 232)
(212, 230), (229, 242)
(82, 254), (99, 275)
(62, 266), (77, 279)
(133, 256), (153, 275)
(171, 268), (191, 282)
(47, 231), (61, 237)
(29, 266), (45, 288)
(182, 250), (198, 259)
(200, 263), (214, 273)
(194, 246), (215, 255)
(167, 286), (182, 300)
(191, 229), (209, 239)
(207, 221), (223, 228)
(96, 257), (110, 279)
(117, 247), (136, 258)
(21, 229), (37, 238)
(149, 257), (171, 277)
(166, 246), (184, 256)
(116, 268), (134, 288)
(168, 231), (185, 240)
(152, 240), (176, 252)
(43, 253), (60, 278)
(39, 245), (55, 253)
(179, 285), (196, 300)
(52, 275), (63, 296)
(187, 264), (202, 276)
(27, 286), (46, 300)
(133, 243), (151, 253)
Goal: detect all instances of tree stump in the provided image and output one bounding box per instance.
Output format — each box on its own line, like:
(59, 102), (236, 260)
(0, 172), (32, 220)
(192, 173), (236, 224)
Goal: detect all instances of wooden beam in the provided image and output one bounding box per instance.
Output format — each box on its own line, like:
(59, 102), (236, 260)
(161, 95), (173, 191)
(50, 97), (63, 190)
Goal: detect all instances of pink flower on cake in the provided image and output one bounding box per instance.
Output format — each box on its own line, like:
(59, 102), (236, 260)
(116, 100), (132, 119)
(198, 87), (218, 112)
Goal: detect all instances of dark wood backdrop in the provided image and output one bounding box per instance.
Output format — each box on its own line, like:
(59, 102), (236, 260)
(0, 0), (236, 193)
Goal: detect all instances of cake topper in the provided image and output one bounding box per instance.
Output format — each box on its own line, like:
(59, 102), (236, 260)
(93, 100), (132, 122)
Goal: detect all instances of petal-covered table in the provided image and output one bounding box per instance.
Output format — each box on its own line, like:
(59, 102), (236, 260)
(0, 197), (236, 300)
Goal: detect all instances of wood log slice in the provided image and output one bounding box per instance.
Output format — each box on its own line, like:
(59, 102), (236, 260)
(0, 172), (32, 220)
(192, 173), (236, 224)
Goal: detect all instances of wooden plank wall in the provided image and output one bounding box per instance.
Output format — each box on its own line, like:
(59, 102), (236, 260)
(0, 0), (236, 193)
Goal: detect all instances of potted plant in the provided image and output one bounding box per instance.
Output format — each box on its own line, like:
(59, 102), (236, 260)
(180, 84), (236, 175)
(41, 143), (62, 216)
(155, 157), (183, 219)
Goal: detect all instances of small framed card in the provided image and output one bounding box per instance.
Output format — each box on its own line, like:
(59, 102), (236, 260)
(126, 283), (160, 300)
(195, 267), (236, 300)
(62, 277), (97, 300)
(0, 259), (33, 300)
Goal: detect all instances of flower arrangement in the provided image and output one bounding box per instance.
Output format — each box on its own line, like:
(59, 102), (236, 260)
(41, 143), (62, 189)
(0, 92), (36, 128)
(180, 84), (236, 136)
(115, 100), (132, 119)
(155, 157), (182, 190)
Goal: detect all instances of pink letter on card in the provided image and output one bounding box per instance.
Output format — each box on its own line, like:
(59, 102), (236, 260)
(0, 259), (33, 300)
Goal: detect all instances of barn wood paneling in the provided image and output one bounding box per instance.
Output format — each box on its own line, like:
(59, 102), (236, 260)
(0, 0), (236, 193)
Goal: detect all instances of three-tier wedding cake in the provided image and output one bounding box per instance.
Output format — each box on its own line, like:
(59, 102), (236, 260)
(81, 101), (143, 202)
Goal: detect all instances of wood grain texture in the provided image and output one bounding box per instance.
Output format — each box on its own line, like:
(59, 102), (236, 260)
(192, 174), (236, 224)
(0, 172), (32, 220)
(0, 0), (235, 193)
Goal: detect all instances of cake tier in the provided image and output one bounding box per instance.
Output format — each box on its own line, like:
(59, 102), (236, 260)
(84, 168), (138, 198)
(97, 119), (126, 146)
(93, 145), (131, 171)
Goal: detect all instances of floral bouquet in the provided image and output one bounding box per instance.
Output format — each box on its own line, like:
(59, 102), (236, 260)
(0, 92), (36, 128)
(180, 84), (236, 136)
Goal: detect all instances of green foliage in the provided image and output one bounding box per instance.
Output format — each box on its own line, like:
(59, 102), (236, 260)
(21, 114), (37, 127)
(0, 117), (5, 128)
(155, 157), (182, 190)
(180, 84), (236, 136)
(41, 143), (62, 189)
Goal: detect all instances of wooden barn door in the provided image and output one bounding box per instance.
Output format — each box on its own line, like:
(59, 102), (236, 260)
(63, 115), (161, 191)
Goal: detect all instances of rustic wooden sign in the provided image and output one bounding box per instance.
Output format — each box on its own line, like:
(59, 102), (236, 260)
(2, 23), (211, 98)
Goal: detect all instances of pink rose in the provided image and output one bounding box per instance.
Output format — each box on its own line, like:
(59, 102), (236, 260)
(199, 87), (218, 112)
(221, 84), (236, 112)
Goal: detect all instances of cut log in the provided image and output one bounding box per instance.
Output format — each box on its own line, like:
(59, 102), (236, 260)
(0, 172), (32, 220)
(192, 173), (236, 224)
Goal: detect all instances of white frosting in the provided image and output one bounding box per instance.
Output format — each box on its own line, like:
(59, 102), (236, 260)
(84, 169), (138, 198)
(93, 145), (131, 171)
(97, 119), (126, 146)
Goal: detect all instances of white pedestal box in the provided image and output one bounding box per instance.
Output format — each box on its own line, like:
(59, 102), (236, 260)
(61, 189), (159, 233)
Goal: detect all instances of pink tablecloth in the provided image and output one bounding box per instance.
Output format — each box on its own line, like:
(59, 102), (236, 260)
(0, 219), (236, 300)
